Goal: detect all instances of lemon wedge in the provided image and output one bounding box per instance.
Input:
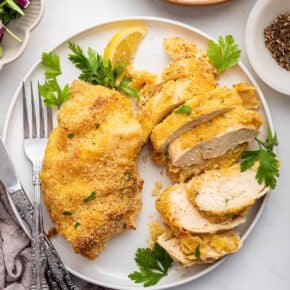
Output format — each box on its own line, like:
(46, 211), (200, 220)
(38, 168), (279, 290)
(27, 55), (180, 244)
(104, 26), (147, 66)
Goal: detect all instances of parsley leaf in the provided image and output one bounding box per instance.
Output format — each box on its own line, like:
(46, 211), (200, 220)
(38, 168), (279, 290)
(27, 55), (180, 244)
(74, 222), (81, 229)
(240, 128), (279, 189)
(128, 243), (173, 287)
(207, 35), (241, 74)
(62, 211), (72, 216)
(83, 191), (97, 203)
(38, 52), (70, 108)
(68, 42), (139, 99)
(175, 104), (192, 115)
(195, 244), (201, 260)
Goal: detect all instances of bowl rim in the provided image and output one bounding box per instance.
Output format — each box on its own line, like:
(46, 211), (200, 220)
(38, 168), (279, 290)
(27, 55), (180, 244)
(0, 0), (45, 70)
(245, 0), (290, 96)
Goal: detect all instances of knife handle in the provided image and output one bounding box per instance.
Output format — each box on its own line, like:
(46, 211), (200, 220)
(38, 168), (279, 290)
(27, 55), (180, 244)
(10, 188), (33, 230)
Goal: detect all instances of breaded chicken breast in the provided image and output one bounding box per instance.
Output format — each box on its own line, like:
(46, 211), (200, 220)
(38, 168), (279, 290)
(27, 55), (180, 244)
(41, 80), (143, 259)
(157, 230), (241, 266)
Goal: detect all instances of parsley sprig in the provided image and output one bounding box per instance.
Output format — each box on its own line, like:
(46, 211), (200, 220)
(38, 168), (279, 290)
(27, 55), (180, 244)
(175, 104), (192, 115)
(38, 52), (70, 108)
(128, 243), (173, 287)
(68, 42), (139, 99)
(207, 35), (241, 74)
(240, 128), (279, 189)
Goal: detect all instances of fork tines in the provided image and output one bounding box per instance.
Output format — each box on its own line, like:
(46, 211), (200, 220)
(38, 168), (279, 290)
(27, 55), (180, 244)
(22, 81), (53, 139)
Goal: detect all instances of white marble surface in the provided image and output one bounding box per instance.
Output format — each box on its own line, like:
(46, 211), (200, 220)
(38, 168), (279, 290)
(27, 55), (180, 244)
(0, 0), (289, 289)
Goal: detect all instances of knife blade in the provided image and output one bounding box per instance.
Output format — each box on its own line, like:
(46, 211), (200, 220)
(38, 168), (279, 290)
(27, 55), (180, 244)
(0, 138), (78, 290)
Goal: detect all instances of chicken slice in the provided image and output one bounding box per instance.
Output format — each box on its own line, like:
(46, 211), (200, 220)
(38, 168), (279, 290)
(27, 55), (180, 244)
(187, 163), (269, 222)
(233, 83), (260, 110)
(150, 87), (243, 153)
(167, 143), (248, 183)
(162, 56), (216, 82)
(138, 76), (217, 141)
(168, 108), (262, 167)
(157, 231), (242, 266)
(156, 183), (246, 235)
(41, 80), (143, 258)
(163, 37), (198, 60)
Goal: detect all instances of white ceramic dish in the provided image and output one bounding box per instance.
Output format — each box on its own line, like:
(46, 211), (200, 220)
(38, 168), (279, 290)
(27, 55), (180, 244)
(245, 0), (290, 95)
(3, 17), (274, 290)
(0, 0), (44, 70)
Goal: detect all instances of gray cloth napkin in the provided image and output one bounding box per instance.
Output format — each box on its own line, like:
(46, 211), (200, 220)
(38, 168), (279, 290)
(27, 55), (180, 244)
(0, 182), (32, 290)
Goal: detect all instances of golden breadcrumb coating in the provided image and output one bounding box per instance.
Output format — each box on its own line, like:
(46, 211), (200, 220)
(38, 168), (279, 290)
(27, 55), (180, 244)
(138, 76), (217, 142)
(169, 107), (262, 160)
(150, 87), (243, 153)
(41, 80), (143, 259)
(163, 37), (198, 60)
(233, 83), (260, 110)
(157, 230), (241, 265)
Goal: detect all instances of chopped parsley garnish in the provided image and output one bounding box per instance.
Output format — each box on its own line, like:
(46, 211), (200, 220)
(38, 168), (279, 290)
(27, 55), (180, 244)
(95, 123), (100, 129)
(240, 128), (279, 189)
(128, 243), (173, 287)
(38, 52), (70, 108)
(67, 133), (74, 139)
(62, 211), (72, 216)
(125, 171), (133, 181)
(74, 222), (81, 229)
(195, 244), (201, 260)
(174, 104), (192, 115)
(68, 42), (139, 99)
(83, 191), (97, 203)
(207, 35), (241, 74)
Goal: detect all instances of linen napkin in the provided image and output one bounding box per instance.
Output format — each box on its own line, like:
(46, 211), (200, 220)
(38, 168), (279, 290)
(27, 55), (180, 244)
(0, 181), (32, 290)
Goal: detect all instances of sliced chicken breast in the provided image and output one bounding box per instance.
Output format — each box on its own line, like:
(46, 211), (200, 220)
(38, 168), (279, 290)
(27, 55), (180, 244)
(167, 143), (248, 183)
(150, 87), (243, 153)
(157, 231), (242, 266)
(187, 163), (269, 221)
(168, 108), (262, 167)
(163, 37), (198, 60)
(233, 83), (260, 110)
(156, 183), (246, 235)
(138, 76), (216, 141)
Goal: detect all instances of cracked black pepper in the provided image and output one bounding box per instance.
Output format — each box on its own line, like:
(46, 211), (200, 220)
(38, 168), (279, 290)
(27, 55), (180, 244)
(264, 12), (290, 71)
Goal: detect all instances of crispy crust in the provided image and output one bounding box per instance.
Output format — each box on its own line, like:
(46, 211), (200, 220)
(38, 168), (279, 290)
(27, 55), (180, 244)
(41, 80), (143, 258)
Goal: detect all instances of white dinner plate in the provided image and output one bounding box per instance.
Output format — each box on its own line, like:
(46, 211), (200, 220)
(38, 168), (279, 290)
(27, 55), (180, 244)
(3, 17), (274, 290)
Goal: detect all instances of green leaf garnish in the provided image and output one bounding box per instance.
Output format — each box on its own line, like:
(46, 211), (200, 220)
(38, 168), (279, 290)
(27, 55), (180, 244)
(68, 42), (139, 99)
(128, 243), (173, 287)
(74, 222), (81, 229)
(38, 52), (70, 108)
(95, 123), (100, 129)
(118, 77), (139, 99)
(125, 171), (133, 181)
(67, 133), (75, 139)
(207, 35), (241, 74)
(175, 104), (192, 115)
(0, 46), (3, 59)
(62, 211), (72, 216)
(195, 244), (201, 260)
(83, 191), (97, 203)
(240, 128), (279, 189)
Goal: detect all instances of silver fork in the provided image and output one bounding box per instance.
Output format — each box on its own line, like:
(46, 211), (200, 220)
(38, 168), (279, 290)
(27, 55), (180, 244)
(23, 81), (51, 290)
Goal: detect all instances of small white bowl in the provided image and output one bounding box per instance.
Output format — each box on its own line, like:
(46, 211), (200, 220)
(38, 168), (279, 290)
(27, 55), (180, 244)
(0, 0), (44, 71)
(245, 0), (290, 95)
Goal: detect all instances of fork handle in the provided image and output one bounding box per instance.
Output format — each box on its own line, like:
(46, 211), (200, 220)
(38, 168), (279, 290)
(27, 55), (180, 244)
(31, 168), (49, 290)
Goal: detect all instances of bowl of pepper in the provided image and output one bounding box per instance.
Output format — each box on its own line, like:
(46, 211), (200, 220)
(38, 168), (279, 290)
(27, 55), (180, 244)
(0, 0), (44, 70)
(245, 0), (290, 95)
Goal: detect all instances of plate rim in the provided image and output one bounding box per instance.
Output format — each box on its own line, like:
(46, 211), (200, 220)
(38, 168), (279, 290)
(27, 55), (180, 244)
(2, 16), (274, 290)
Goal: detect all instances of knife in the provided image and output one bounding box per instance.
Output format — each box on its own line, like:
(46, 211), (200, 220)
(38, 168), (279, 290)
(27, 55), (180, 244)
(0, 138), (79, 290)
